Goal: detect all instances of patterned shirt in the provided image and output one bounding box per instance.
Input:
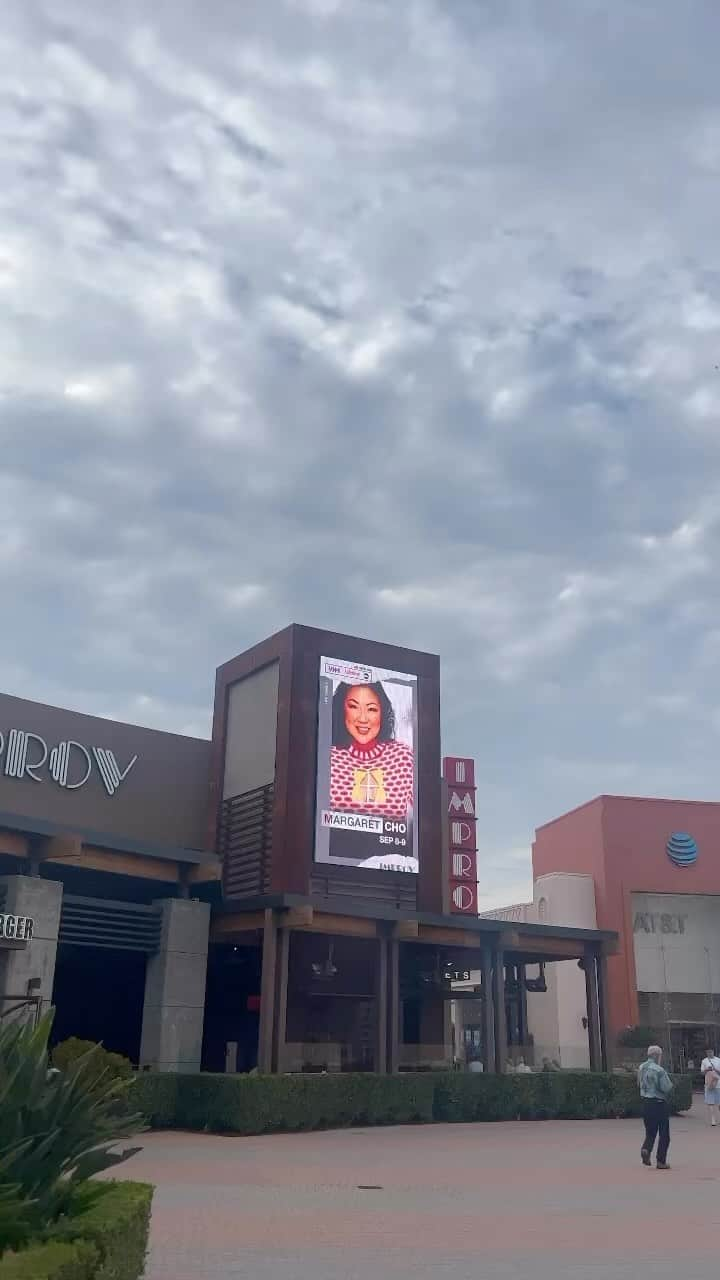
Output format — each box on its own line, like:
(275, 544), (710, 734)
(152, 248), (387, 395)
(330, 739), (414, 819)
(638, 1059), (673, 1100)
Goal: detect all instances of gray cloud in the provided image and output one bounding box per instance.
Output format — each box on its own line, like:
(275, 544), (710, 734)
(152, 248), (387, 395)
(2, 0), (720, 904)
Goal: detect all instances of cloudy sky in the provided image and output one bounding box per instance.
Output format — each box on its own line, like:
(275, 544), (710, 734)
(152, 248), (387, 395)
(2, 1), (720, 907)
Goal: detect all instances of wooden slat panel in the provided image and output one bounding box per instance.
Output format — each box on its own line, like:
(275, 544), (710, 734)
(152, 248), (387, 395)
(310, 873), (416, 910)
(220, 783), (273, 900)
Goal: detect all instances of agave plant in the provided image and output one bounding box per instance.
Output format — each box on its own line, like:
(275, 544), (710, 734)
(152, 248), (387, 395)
(0, 1011), (143, 1250)
(0, 1149), (35, 1254)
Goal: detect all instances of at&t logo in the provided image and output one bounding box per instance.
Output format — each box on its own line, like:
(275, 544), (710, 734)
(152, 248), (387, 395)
(666, 832), (698, 868)
(0, 729), (137, 798)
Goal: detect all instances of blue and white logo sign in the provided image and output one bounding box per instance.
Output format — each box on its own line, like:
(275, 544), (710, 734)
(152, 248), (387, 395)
(666, 832), (698, 868)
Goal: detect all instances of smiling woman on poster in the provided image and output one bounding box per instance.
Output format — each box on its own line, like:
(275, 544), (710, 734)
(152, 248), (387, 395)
(314, 658), (419, 873)
(329, 682), (415, 834)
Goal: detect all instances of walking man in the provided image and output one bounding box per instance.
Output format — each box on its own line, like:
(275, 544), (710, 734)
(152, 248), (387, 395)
(638, 1044), (673, 1170)
(700, 1046), (720, 1126)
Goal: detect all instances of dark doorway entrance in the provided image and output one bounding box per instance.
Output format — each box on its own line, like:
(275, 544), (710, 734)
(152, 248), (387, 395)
(202, 944), (262, 1073)
(669, 1022), (720, 1073)
(51, 944), (147, 1064)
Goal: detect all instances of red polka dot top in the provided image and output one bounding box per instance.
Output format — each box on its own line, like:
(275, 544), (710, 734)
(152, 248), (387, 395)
(329, 740), (414, 819)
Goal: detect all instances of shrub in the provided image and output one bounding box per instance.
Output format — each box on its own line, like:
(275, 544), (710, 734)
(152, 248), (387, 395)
(610, 1069), (692, 1118)
(176, 1071), (436, 1134)
(617, 1025), (662, 1048)
(133, 1068), (692, 1134)
(134, 1070), (436, 1134)
(432, 1073), (519, 1123)
(2, 1183), (153, 1280)
(0, 1180), (34, 1258)
(435, 1071), (692, 1123)
(132, 1072), (179, 1128)
(53, 1041), (133, 1087)
(0, 1240), (98, 1280)
(45, 1182), (153, 1280)
(0, 1013), (144, 1249)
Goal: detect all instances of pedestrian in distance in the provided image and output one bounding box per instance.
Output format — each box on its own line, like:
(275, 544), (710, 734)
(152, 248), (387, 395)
(700, 1047), (720, 1126)
(638, 1044), (673, 1170)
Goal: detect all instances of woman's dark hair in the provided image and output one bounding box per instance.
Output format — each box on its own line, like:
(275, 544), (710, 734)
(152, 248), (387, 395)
(331, 681), (396, 748)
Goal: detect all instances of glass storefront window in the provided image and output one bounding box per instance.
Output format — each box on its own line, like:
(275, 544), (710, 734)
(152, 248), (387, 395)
(282, 933), (378, 1073)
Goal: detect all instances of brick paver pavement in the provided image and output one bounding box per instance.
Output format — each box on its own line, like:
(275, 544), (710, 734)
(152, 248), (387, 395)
(113, 1102), (720, 1279)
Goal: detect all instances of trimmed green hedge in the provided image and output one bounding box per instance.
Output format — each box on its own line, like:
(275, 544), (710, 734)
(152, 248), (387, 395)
(132, 1069), (692, 1134)
(133, 1071), (178, 1129)
(45, 1181), (153, 1280)
(433, 1070), (692, 1121)
(0, 1183), (153, 1280)
(0, 1240), (97, 1280)
(135, 1070), (435, 1134)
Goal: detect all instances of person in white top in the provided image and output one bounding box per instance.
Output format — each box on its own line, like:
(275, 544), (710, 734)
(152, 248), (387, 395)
(700, 1047), (720, 1126)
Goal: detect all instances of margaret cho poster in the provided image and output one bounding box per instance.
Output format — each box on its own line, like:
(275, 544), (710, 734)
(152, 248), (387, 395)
(314, 655), (418, 873)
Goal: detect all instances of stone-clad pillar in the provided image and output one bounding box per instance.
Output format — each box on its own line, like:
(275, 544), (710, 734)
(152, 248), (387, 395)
(0, 875), (63, 1021)
(140, 898), (210, 1073)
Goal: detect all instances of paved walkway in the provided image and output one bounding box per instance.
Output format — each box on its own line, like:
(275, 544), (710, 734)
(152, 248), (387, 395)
(115, 1103), (720, 1279)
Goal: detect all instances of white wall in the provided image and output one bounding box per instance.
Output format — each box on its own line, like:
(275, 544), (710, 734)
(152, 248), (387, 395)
(223, 662), (280, 799)
(525, 873), (597, 1068)
(632, 892), (720, 994)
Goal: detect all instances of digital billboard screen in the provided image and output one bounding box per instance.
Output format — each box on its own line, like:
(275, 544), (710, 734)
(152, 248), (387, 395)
(314, 656), (418, 873)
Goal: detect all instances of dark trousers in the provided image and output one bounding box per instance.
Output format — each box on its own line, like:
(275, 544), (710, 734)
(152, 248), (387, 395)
(642, 1099), (670, 1164)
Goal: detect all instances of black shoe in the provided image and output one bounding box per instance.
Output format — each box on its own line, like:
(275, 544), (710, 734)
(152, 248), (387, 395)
(641, 1149), (651, 1166)
(656, 1162), (671, 1171)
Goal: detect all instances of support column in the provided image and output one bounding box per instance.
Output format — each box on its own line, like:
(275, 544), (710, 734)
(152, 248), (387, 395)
(481, 945), (495, 1072)
(440, 779), (450, 916)
(596, 950), (610, 1072)
(257, 909), (278, 1074)
(518, 965), (528, 1051)
(443, 1000), (453, 1068)
(272, 927), (290, 1073)
(388, 938), (400, 1073)
(584, 949), (601, 1072)
(140, 898), (210, 1073)
(506, 965), (518, 1047)
(0, 875), (62, 1023)
(375, 935), (388, 1074)
(493, 950), (507, 1074)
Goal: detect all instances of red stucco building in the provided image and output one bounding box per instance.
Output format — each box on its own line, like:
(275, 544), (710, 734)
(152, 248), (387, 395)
(533, 795), (720, 1068)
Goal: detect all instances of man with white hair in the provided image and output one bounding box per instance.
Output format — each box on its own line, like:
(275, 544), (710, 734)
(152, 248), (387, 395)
(638, 1045), (674, 1170)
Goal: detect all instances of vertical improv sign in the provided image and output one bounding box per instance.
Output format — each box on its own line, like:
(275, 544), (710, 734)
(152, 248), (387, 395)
(443, 757), (477, 914)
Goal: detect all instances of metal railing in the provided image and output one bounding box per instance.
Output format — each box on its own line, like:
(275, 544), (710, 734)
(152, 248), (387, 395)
(0, 994), (42, 1028)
